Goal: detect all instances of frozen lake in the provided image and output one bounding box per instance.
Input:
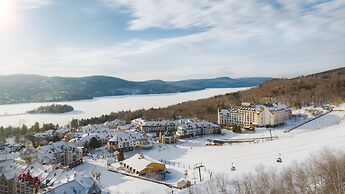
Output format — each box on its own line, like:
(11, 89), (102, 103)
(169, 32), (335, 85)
(0, 87), (248, 127)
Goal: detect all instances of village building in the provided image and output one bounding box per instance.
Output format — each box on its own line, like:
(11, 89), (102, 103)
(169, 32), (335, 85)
(33, 130), (55, 139)
(159, 131), (177, 144)
(117, 124), (139, 132)
(38, 141), (83, 167)
(176, 178), (191, 189)
(69, 127), (117, 147)
(120, 154), (166, 180)
(175, 119), (221, 138)
(107, 131), (149, 152)
(16, 163), (53, 194)
(80, 124), (107, 134)
(0, 159), (27, 194)
(44, 176), (101, 194)
(20, 147), (38, 163)
(218, 102), (292, 129)
(131, 118), (176, 135)
(54, 127), (70, 139)
(104, 119), (126, 129)
(0, 143), (24, 154)
(12, 162), (101, 194)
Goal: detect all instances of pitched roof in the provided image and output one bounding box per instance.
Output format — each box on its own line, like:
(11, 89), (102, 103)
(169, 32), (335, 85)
(47, 176), (97, 194)
(121, 154), (164, 172)
(0, 159), (27, 180)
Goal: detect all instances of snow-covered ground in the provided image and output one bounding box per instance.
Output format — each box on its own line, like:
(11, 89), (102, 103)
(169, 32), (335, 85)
(72, 105), (345, 194)
(147, 110), (345, 175)
(74, 159), (172, 194)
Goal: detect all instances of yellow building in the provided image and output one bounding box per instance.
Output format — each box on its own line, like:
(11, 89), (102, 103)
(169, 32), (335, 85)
(120, 154), (166, 179)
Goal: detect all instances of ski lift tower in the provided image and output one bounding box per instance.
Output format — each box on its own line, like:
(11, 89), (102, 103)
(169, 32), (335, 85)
(194, 162), (204, 182)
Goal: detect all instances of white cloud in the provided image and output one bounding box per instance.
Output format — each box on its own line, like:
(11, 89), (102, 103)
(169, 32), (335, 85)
(16, 0), (54, 9)
(1, 0), (344, 80)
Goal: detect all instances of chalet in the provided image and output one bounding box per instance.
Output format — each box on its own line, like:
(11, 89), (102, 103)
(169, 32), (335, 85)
(176, 178), (191, 189)
(131, 118), (176, 135)
(16, 163), (53, 194)
(54, 127), (70, 139)
(38, 141), (83, 167)
(33, 130), (55, 139)
(69, 127), (118, 147)
(176, 119), (221, 138)
(45, 177), (101, 194)
(107, 131), (148, 152)
(159, 131), (177, 144)
(103, 119), (126, 129)
(117, 124), (139, 132)
(14, 162), (101, 194)
(120, 154), (166, 180)
(20, 147), (38, 163)
(0, 159), (27, 194)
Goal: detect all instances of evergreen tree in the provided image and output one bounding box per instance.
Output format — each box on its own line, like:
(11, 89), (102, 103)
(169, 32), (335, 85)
(21, 124), (28, 135)
(31, 122), (40, 132)
(70, 119), (79, 129)
(88, 137), (102, 149)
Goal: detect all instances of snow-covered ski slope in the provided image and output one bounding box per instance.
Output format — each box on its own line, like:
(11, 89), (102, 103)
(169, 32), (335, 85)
(145, 106), (345, 193)
(79, 105), (345, 194)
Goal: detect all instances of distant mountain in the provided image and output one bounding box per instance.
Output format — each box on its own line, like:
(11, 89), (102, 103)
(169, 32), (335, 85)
(0, 75), (271, 105)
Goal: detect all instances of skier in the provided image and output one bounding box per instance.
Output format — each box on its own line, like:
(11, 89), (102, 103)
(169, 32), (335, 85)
(231, 163), (236, 171)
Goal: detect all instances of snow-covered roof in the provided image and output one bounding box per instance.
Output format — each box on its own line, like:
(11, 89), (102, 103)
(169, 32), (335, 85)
(104, 119), (126, 128)
(46, 175), (98, 194)
(21, 162), (53, 181)
(38, 141), (81, 164)
(131, 118), (176, 127)
(121, 154), (164, 172)
(117, 124), (139, 131)
(177, 177), (188, 185)
(0, 159), (27, 180)
(43, 168), (65, 186)
(177, 120), (219, 131)
(0, 152), (20, 161)
(219, 103), (291, 115)
(108, 131), (144, 142)
(48, 179), (87, 194)
(55, 127), (70, 135)
(34, 129), (55, 138)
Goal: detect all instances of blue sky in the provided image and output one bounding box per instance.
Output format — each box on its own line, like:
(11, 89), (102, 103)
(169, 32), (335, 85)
(0, 0), (344, 80)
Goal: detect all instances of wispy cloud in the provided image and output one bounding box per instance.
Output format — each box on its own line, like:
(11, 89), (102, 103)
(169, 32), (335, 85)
(1, 0), (344, 80)
(6, 27), (343, 80)
(17, 0), (54, 9)
(100, 0), (345, 36)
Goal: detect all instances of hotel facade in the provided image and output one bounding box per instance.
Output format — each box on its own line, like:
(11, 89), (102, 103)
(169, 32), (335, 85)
(218, 102), (292, 129)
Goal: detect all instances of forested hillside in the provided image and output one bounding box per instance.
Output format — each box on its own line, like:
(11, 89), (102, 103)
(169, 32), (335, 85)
(78, 67), (345, 125)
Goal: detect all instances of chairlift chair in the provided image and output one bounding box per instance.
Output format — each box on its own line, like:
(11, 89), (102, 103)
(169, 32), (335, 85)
(277, 153), (282, 163)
